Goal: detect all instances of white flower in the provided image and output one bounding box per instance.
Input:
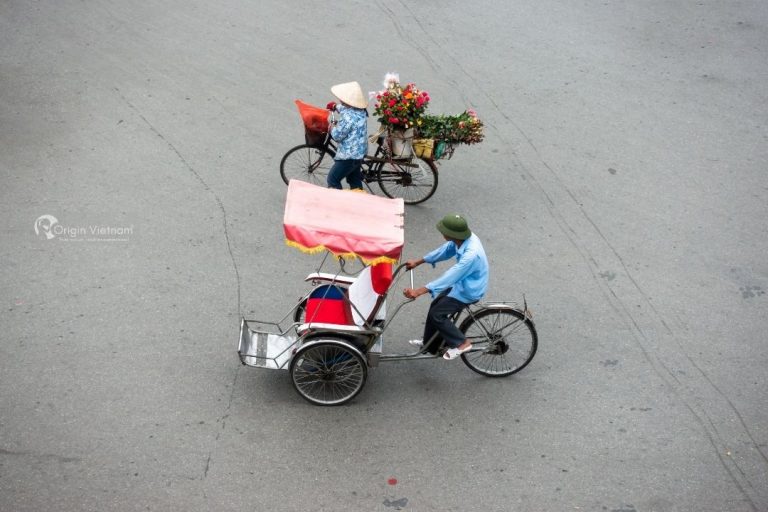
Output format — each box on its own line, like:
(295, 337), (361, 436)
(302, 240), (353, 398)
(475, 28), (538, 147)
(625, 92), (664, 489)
(383, 72), (400, 89)
(368, 90), (380, 100)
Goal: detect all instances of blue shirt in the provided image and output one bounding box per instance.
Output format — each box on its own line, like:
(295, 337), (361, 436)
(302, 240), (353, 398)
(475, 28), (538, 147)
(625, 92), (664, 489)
(423, 234), (489, 303)
(331, 105), (368, 160)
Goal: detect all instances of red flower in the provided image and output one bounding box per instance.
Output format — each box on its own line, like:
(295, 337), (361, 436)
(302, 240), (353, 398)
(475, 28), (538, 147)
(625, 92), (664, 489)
(389, 117), (400, 124)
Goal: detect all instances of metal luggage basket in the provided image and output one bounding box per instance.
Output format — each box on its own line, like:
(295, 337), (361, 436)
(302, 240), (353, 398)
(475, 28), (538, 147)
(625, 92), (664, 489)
(238, 319), (299, 370)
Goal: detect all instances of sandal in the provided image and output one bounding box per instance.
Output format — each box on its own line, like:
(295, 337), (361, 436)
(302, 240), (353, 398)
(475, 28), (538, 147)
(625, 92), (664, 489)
(442, 344), (472, 360)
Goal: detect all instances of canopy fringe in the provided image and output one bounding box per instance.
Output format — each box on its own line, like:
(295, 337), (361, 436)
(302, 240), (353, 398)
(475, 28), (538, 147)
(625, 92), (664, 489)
(284, 239), (398, 266)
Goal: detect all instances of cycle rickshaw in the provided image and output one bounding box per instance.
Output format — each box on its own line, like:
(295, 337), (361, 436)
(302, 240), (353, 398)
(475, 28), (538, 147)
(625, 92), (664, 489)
(237, 180), (538, 405)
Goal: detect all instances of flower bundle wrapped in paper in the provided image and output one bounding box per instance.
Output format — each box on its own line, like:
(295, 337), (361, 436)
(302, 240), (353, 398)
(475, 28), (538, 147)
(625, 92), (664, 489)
(371, 73), (430, 130)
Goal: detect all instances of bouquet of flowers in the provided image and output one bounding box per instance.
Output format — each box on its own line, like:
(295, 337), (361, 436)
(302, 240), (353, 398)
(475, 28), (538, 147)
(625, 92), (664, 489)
(417, 109), (484, 145)
(371, 73), (430, 130)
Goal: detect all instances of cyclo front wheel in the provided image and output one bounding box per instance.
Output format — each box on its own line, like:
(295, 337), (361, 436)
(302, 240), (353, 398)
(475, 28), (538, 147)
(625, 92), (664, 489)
(289, 338), (368, 406)
(376, 158), (438, 205)
(280, 144), (333, 186)
(459, 307), (538, 377)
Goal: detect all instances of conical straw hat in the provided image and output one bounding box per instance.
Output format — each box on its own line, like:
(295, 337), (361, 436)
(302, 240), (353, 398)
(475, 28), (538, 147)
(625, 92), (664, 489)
(331, 81), (368, 109)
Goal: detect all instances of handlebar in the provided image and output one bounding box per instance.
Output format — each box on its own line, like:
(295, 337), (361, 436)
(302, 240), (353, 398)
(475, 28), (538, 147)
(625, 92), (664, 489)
(392, 262), (409, 281)
(392, 262), (416, 299)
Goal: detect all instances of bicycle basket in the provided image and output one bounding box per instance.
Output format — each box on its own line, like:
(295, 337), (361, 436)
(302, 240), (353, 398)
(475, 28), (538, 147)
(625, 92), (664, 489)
(304, 128), (326, 146)
(295, 99), (330, 134)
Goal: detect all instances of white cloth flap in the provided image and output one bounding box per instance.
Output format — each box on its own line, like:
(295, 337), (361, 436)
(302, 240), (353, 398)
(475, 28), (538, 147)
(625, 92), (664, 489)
(348, 266), (386, 325)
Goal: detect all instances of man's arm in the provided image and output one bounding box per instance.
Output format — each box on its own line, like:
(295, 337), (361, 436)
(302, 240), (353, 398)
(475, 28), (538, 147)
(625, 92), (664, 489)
(422, 241), (456, 267)
(403, 242), (457, 299)
(425, 247), (478, 296)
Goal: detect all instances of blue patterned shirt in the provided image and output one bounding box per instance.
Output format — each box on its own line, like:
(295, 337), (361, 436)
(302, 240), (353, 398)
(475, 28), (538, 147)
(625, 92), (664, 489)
(423, 234), (489, 303)
(331, 105), (368, 160)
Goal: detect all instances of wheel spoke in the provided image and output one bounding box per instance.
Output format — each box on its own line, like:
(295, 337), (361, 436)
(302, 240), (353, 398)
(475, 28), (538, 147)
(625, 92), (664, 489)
(377, 159), (438, 204)
(460, 308), (538, 377)
(291, 341), (367, 405)
(280, 144), (332, 186)
(475, 316), (524, 339)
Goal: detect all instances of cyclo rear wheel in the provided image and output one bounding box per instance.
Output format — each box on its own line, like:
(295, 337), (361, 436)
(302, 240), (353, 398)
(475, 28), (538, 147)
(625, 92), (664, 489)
(376, 158), (438, 205)
(459, 307), (537, 377)
(289, 338), (368, 406)
(280, 144), (333, 186)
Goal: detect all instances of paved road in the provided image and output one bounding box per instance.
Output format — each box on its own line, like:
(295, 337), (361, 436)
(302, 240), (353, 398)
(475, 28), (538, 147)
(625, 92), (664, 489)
(2, 1), (767, 511)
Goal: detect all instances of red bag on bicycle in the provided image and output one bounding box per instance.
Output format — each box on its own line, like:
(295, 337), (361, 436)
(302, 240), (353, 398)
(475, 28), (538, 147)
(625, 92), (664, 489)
(295, 100), (330, 134)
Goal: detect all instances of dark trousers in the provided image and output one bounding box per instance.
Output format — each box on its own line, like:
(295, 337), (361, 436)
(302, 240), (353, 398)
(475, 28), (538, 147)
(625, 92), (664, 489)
(423, 291), (469, 353)
(327, 159), (363, 189)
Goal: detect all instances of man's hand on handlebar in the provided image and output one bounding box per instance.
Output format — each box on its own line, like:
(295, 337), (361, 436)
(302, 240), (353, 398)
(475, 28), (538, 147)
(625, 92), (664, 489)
(405, 258), (424, 270)
(403, 286), (429, 300)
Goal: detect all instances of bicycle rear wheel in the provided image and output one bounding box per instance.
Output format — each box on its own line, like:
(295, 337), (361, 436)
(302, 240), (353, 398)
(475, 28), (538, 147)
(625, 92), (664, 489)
(280, 144), (333, 186)
(290, 338), (367, 406)
(376, 158), (438, 205)
(459, 307), (537, 377)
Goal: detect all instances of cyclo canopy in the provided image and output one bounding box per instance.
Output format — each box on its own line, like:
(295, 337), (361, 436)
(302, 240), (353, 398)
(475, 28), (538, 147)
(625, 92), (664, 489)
(283, 180), (405, 265)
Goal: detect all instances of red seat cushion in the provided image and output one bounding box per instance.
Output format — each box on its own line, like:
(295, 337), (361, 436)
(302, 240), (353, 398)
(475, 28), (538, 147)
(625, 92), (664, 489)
(305, 285), (352, 325)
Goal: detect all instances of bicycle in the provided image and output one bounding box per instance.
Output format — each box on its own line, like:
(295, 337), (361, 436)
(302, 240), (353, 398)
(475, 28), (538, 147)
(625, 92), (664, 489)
(280, 117), (440, 205)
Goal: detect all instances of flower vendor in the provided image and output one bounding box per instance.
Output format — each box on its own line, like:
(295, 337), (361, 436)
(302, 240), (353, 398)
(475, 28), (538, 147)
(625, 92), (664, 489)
(326, 81), (369, 190)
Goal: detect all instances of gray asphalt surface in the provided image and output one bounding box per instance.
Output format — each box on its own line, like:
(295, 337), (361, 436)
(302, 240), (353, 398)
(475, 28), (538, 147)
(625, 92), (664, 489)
(2, 1), (767, 511)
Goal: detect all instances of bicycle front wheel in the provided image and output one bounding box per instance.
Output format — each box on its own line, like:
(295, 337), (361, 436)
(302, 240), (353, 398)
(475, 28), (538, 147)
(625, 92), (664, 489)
(459, 307), (538, 377)
(376, 158), (438, 205)
(280, 144), (333, 186)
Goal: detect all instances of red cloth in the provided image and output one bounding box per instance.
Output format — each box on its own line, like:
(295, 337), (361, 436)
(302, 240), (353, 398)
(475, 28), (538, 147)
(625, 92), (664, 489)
(295, 100), (330, 133)
(371, 263), (393, 295)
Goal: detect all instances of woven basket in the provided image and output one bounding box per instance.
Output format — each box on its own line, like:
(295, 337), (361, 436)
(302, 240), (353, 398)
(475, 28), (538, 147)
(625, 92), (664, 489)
(412, 138), (434, 159)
